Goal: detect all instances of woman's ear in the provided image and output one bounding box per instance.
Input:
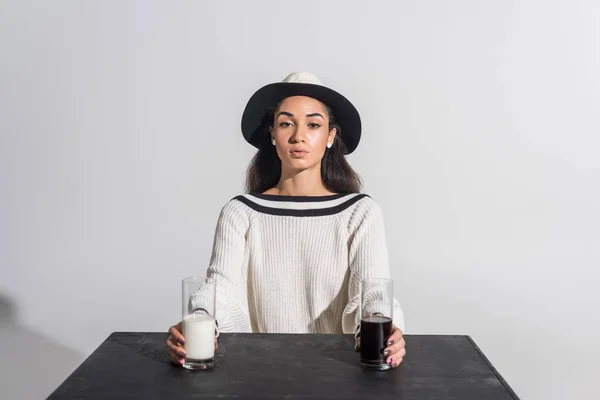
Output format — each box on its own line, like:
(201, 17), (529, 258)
(328, 126), (337, 143)
(269, 127), (276, 146)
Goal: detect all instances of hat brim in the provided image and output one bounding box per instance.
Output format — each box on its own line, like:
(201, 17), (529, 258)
(241, 82), (361, 154)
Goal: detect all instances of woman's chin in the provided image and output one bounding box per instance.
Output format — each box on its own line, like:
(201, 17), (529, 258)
(283, 158), (318, 171)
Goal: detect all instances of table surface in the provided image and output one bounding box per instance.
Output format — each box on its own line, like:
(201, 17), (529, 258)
(48, 332), (520, 400)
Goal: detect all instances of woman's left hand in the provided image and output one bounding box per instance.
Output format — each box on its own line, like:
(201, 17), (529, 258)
(383, 325), (406, 368)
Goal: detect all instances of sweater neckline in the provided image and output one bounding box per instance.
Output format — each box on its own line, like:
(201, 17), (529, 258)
(250, 192), (349, 203)
(234, 193), (369, 217)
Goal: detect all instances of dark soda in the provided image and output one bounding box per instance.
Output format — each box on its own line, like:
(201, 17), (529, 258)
(360, 315), (392, 367)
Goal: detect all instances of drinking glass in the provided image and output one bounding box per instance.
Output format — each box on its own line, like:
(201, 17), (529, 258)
(359, 278), (393, 370)
(181, 277), (216, 370)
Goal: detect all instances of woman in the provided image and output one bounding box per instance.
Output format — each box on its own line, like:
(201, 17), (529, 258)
(167, 72), (407, 368)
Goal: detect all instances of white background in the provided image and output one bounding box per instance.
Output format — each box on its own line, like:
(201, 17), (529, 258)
(1, 1), (599, 399)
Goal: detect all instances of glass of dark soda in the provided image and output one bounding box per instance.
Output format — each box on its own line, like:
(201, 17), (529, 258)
(359, 278), (393, 370)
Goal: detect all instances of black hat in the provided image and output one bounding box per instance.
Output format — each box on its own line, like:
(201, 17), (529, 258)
(241, 72), (362, 154)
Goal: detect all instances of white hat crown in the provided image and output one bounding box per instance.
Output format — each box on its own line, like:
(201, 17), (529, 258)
(282, 72), (324, 86)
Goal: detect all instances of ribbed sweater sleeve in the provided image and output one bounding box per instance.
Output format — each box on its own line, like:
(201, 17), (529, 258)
(342, 198), (406, 335)
(192, 200), (252, 332)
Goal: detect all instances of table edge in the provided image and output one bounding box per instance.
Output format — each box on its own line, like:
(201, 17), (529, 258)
(47, 332), (115, 399)
(466, 335), (521, 400)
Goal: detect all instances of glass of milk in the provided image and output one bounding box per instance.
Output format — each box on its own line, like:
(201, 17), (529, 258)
(182, 277), (217, 370)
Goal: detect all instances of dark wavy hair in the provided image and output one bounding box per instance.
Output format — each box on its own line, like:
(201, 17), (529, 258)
(245, 102), (362, 194)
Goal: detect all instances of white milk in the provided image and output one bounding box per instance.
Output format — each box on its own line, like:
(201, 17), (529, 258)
(182, 313), (215, 360)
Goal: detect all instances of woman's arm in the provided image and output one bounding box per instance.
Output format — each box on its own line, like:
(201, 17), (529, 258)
(342, 198), (407, 368)
(342, 198), (406, 335)
(191, 199), (252, 332)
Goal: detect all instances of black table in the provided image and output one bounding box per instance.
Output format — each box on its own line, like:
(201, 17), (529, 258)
(48, 333), (520, 399)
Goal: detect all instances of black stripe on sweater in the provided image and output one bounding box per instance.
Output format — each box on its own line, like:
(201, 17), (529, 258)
(233, 194), (370, 217)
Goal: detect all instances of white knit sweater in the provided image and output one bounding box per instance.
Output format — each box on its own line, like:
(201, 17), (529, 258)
(193, 192), (405, 335)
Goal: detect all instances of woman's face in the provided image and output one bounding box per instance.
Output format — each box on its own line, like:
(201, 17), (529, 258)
(270, 96), (336, 173)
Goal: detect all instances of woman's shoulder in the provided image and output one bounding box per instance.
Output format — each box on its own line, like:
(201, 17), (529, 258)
(343, 193), (386, 227)
(334, 192), (381, 210)
(351, 193), (380, 208)
(216, 195), (253, 219)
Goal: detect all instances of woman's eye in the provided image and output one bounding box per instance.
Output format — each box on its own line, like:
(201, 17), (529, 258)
(308, 123), (321, 129)
(279, 122), (292, 127)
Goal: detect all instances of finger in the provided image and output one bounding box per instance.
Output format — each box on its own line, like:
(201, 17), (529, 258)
(384, 337), (406, 355)
(167, 348), (180, 362)
(166, 334), (180, 348)
(168, 325), (185, 345)
(392, 357), (404, 368)
(385, 353), (405, 367)
(167, 350), (185, 365)
(168, 324), (184, 342)
(167, 348), (185, 366)
(386, 347), (406, 366)
(166, 337), (185, 355)
(392, 346), (406, 359)
(386, 327), (402, 346)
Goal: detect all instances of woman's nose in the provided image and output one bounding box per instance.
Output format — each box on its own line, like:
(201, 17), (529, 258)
(290, 126), (307, 143)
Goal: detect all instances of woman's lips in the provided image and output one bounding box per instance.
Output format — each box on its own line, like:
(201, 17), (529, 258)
(290, 149), (308, 158)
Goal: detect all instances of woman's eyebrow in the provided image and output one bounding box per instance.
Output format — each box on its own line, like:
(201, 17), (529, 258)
(276, 111), (324, 119)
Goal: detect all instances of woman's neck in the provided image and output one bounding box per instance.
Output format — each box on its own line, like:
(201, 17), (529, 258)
(265, 167), (335, 197)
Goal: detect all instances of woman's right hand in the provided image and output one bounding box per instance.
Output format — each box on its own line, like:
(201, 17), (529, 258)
(166, 321), (219, 366)
(167, 322), (187, 366)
